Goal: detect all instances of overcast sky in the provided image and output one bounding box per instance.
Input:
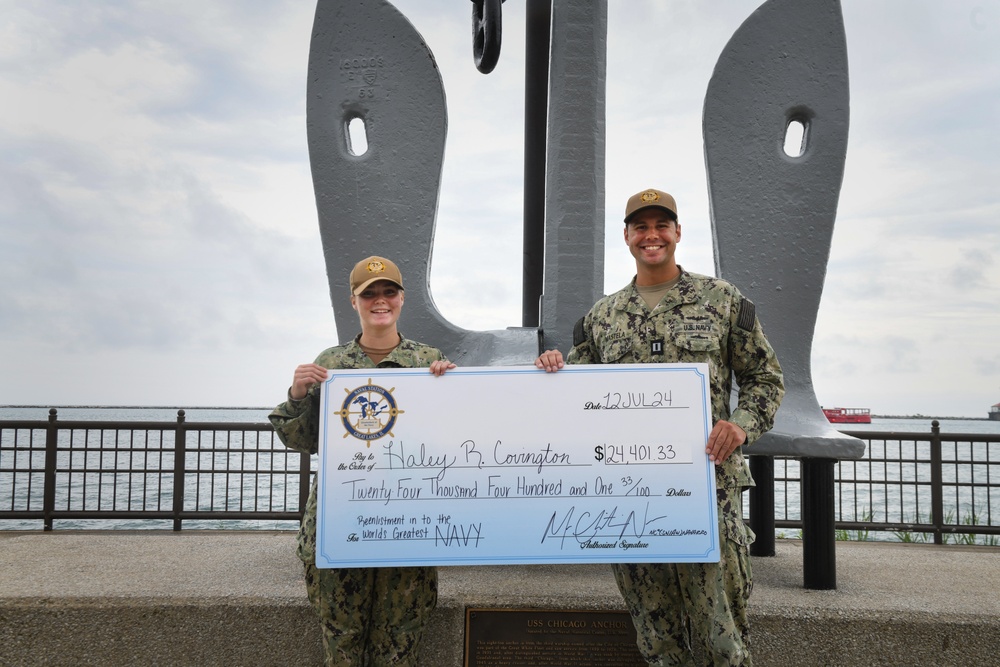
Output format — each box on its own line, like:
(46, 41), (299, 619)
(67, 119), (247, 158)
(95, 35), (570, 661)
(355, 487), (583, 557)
(2, 0), (998, 417)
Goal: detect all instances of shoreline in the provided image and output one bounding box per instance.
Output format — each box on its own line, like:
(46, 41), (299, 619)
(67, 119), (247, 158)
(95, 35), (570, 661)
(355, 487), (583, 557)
(1, 405), (271, 411)
(873, 414), (991, 421)
(2, 406), (994, 421)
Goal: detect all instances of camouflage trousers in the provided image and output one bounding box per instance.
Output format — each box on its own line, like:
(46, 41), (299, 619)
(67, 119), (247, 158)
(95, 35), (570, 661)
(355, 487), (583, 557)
(612, 493), (754, 666)
(304, 563), (438, 667)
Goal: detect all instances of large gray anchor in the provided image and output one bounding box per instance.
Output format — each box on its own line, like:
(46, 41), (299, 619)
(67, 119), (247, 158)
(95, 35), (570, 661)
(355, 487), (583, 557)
(308, 0), (855, 590)
(306, 0), (606, 364)
(704, 0), (865, 588)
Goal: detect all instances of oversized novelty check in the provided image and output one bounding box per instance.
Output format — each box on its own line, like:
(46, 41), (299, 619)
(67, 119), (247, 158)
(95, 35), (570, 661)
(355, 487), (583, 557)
(316, 364), (718, 568)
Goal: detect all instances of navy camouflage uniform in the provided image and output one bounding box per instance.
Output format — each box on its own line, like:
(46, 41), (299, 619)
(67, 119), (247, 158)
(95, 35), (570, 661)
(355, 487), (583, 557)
(567, 268), (784, 667)
(270, 335), (448, 667)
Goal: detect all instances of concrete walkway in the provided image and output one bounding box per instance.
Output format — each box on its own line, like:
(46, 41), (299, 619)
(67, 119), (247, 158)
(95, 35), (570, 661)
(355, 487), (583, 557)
(1, 531), (997, 665)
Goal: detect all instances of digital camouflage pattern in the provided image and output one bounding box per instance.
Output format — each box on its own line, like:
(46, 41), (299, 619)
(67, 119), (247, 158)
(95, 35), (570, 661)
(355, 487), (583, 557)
(270, 335), (447, 667)
(270, 336), (447, 563)
(567, 269), (783, 494)
(612, 491), (753, 667)
(304, 563), (437, 667)
(567, 269), (783, 666)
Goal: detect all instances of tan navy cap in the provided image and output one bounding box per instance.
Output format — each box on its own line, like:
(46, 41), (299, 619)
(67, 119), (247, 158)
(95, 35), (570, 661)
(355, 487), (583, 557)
(349, 256), (404, 295)
(624, 188), (678, 223)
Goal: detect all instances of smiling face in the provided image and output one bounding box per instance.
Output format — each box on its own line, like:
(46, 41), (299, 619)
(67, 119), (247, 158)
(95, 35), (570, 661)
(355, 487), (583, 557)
(351, 279), (404, 334)
(624, 208), (682, 284)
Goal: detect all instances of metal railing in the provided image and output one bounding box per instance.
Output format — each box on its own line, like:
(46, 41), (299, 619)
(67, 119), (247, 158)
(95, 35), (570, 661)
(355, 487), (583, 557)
(2, 413), (998, 543)
(0, 409), (311, 530)
(757, 420), (1000, 545)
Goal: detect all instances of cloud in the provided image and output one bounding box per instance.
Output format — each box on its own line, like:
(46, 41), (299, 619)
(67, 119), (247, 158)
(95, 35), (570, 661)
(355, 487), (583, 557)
(948, 247), (992, 288)
(2, 0), (999, 415)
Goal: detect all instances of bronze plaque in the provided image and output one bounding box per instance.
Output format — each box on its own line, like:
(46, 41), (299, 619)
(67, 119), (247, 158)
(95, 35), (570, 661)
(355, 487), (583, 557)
(464, 608), (646, 667)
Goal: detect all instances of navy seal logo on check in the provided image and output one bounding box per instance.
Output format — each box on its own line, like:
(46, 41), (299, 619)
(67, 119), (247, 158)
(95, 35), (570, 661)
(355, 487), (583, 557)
(337, 379), (403, 444)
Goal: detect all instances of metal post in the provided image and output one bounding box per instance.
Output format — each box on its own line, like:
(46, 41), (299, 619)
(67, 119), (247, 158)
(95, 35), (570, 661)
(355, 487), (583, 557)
(929, 419), (943, 545)
(801, 457), (837, 589)
(299, 452), (312, 522)
(172, 410), (186, 531)
(538, 0), (607, 352)
(522, 0), (551, 327)
(748, 455), (775, 556)
(43, 408), (58, 531)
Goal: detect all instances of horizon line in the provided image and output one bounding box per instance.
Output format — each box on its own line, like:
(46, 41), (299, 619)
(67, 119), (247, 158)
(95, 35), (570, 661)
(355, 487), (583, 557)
(0, 406), (992, 421)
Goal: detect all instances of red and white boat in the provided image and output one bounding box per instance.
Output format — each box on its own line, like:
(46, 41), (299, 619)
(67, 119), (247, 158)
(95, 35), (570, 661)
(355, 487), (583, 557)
(822, 407), (871, 424)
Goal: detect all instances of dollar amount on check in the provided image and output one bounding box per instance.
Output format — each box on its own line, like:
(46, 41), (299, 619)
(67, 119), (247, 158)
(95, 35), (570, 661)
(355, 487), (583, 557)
(316, 363), (719, 568)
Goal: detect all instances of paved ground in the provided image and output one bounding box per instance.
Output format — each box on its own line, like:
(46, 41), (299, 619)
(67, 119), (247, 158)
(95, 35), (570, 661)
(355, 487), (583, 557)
(1, 531), (998, 665)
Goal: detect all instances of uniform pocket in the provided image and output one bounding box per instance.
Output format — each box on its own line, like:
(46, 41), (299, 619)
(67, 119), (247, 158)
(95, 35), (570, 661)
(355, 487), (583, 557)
(722, 513), (755, 548)
(672, 330), (721, 353)
(599, 338), (632, 363)
(670, 317), (721, 352)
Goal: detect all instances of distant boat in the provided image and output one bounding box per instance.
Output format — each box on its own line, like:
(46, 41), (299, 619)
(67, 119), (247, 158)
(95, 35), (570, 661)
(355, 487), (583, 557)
(823, 407), (872, 424)
(990, 403), (1000, 422)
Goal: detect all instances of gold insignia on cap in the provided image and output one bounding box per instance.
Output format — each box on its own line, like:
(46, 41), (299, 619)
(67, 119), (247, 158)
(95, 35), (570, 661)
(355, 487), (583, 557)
(366, 260), (386, 274)
(640, 190), (660, 203)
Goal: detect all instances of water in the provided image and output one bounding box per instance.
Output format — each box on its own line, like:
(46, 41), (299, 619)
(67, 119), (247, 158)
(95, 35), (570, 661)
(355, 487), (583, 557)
(847, 417), (1000, 436)
(3, 408), (998, 537)
(0, 406), (297, 532)
(768, 416), (1000, 544)
(4, 408), (995, 432)
(0, 406), (274, 423)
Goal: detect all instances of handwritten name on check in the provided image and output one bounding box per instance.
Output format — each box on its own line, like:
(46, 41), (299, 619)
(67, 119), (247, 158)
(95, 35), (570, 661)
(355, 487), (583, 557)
(316, 364), (719, 568)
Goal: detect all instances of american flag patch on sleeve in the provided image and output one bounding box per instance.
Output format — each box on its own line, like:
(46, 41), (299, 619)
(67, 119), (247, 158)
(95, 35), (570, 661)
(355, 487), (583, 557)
(737, 298), (756, 331)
